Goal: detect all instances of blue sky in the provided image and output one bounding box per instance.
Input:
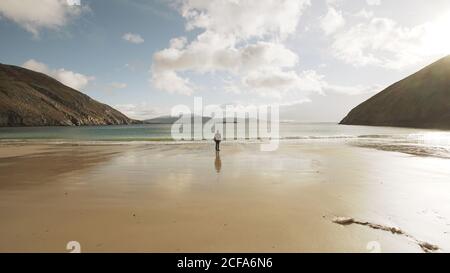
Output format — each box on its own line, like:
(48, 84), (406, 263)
(1, 0), (449, 121)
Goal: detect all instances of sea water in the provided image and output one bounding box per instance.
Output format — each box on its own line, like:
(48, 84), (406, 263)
(0, 123), (449, 158)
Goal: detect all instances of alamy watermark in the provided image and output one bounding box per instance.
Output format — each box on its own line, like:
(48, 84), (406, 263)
(66, 241), (81, 253)
(170, 97), (280, 151)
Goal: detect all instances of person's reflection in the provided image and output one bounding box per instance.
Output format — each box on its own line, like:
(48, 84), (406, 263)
(214, 151), (222, 173)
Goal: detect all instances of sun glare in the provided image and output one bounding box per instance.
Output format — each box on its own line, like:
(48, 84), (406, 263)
(423, 12), (450, 55)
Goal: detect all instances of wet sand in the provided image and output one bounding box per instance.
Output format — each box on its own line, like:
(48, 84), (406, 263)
(0, 142), (449, 253)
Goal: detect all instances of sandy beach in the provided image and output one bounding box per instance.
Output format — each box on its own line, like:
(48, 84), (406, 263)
(0, 141), (449, 253)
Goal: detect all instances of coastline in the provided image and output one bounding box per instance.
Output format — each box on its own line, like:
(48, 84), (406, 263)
(0, 141), (449, 252)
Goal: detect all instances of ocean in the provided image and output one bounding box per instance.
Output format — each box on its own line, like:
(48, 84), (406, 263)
(0, 123), (449, 158)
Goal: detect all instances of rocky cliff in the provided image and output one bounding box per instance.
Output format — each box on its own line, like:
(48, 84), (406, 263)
(340, 56), (450, 130)
(0, 63), (137, 127)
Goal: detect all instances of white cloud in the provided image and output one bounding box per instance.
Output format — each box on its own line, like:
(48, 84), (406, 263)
(153, 38), (298, 75)
(242, 69), (325, 98)
(326, 0), (343, 5)
(151, 0), (311, 96)
(109, 82), (127, 89)
(320, 7), (346, 35)
(225, 68), (378, 105)
(67, 0), (81, 6)
(122, 33), (145, 44)
(354, 9), (374, 19)
(178, 0), (310, 40)
(366, 0), (381, 6)
(152, 70), (195, 96)
(55, 69), (92, 90)
(180, 0), (310, 39)
(114, 103), (165, 120)
(0, 0), (85, 37)
(152, 0), (408, 103)
(324, 83), (382, 96)
(22, 59), (93, 90)
(324, 7), (450, 70)
(22, 59), (49, 74)
(330, 17), (429, 69)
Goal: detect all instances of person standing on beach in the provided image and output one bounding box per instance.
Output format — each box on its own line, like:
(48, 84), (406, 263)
(214, 130), (222, 152)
